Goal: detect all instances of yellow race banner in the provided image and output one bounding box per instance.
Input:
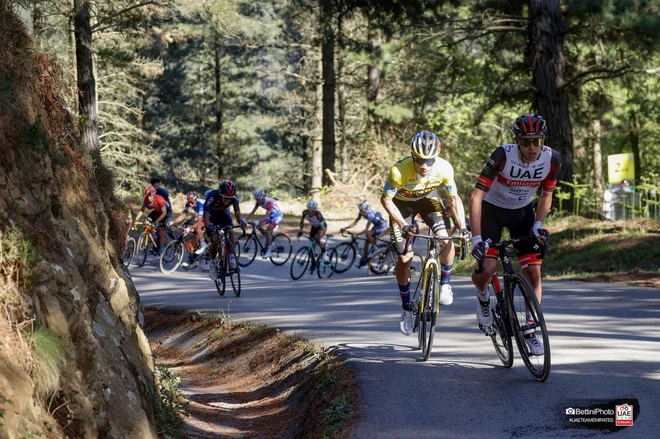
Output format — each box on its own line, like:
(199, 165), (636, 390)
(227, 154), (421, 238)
(607, 153), (635, 184)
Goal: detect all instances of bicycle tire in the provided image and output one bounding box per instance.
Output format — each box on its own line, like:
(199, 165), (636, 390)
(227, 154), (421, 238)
(410, 253), (424, 275)
(269, 233), (292, 266)
(215, 256), (226, 296)
(160, 240), (184, 274)
(488, 283), (513, 368)
(137, 234), (149, 267)
(508, 273), (551, 381)
(419, 262), (439, 361)
(368, 248), (392, 276)
(237, 233), (258, 267)
(333, 242), (357, 273)
(290, 247), (311, 280)
(317, 248), (336, 279)
(123, 237), (136, 268)
(197, 253), (210, 271)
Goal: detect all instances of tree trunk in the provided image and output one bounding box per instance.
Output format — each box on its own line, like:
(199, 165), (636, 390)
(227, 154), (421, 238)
(299, 52), (311, 192)
(69, 9), (78, 117)
(337, 16), (348, 183)
(591, 118), (603, 196)
(33, 1), (43, 46)
(320, 0), (336, 184)
(366, 22), (382, 131)
(136, 93), (144, 180)
(74, 0), (100, 160)
(529, 0), (573, 186)
(215, 34), (225, 181)
(629, 110), (641, 180)
(311, 55), (323, 201)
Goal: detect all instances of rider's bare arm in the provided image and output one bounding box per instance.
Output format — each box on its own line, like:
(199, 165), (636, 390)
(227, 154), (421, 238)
(469, 188), (487, 237)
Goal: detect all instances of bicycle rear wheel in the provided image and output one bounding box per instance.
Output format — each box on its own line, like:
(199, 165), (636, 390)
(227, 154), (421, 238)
(419, 262), (439, 361)
(290, 247), (310, 280)
(137, 235), (149, 267)
(160, 240), (184, 274)
(197, 252), (210, 271)
(333, 242), (356, 273)
(508, 273), (551, 381)
(122, 237), (136, 267)
(317, 248), (336, 279)
(269, 233), (292, 265)
(214, 257), (226, 296)
(488, 284), (513, 368)
(368, 248), (393, 276)
(237, 234), (258, 267)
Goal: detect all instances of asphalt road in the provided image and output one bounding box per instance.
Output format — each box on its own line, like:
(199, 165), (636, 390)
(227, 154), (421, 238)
(130, 240), (659, 439)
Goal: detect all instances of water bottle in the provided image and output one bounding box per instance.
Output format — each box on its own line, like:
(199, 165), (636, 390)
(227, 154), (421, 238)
(186, 242), (194, 253)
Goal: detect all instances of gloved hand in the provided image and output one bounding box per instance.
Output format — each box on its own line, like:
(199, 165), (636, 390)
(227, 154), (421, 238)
(532, 221), (549, 241)
(206, 224), (216, 234)
(401, 224), (414, 236)
(253, 220), (260, 228)
(471, 235), (489, 260)
(297, 230), (303, 238)
(239, 218), (247, 226)
(460, 228), (471, 240)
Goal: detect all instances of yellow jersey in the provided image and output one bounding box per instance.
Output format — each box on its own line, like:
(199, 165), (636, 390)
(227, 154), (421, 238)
(383, 156), (457, 201)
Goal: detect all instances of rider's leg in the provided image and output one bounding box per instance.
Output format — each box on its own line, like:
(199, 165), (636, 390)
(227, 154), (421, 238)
(363, 230), (374, 262)
(265, 223), (275, 247)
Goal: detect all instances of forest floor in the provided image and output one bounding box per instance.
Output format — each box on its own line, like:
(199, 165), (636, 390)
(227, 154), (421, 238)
(145, 309), (356, 439)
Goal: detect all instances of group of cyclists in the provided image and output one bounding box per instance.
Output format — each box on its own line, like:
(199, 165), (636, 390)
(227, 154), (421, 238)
(129, 112), (559, 357)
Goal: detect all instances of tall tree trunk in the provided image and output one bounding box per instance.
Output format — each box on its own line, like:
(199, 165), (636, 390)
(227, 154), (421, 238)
(529, 0), (573, 187)
(629, 110), (641, 181)
(299, 52), (311, 192)
(215, 34), (225, 181)
(311, 55), (323, 201)
(69, 8), (78, 117)
(591, 118), (603, 196)
(136, 93), (144, 180)
(366, 21), (382, 131)
(32, 1), (43, 46)
(337, 16), (348, 183)
(320, 0), (336, 184)
(74, 0), (100, 160)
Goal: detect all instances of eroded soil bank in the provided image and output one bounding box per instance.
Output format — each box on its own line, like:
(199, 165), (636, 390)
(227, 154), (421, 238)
(144, 308), (357, 438)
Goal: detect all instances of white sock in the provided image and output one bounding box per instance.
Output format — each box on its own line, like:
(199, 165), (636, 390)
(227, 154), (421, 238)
(477, 290), (489, 302)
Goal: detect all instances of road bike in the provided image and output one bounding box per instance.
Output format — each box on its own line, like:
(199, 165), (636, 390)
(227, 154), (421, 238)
(476, 235), (551, 382)
(135, 219), (178, 267)
(409, 234), (467, 360)
(333, 230), (389, 273)
(159, 223), (210, 274)
(212, 225), (241, 297)
(236, 222), (292, 267)
(290, 235), (337, 280)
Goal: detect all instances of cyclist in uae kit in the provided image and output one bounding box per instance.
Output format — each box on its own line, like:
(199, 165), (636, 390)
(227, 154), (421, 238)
(340, 200), (388, 268)
(173, 191), (207, 259)
(133, 186), (172, 253)
(381, 130), (468, 336)
(297, 200), (329, 263)
(203, 180), (244, 280)
(244, 190), (284, 259)
(470, 113), (561, 356)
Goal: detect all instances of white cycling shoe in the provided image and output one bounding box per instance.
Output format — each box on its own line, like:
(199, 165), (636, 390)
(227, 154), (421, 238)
(440, 284), (453, 306)
(399, 310), (414, 336)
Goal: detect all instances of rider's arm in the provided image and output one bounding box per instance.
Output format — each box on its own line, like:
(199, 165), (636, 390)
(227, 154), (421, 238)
(299, 211), (306, 232)
(381, 165), (408, 229)
(469, 188), (487, 237)
(233, 198), (242, 223)
(244, 204), (258, 221)
(536, 149), (562, 224)
(203, 213), (211, 229)
(381, 196), (407, 229)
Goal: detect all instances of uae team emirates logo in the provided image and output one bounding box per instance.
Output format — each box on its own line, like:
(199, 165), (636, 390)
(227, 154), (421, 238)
(615, 403), (633, 427)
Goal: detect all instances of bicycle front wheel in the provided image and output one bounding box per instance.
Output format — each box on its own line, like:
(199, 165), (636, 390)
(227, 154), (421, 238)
(410, 253), (424, 276)
(197, 252), (210, 271)
(317, 248), (336, 279)
(137, 235), (149, 267)
(419, 262), (439, 361)
(269, 233), (292, 266)
(160, 240), (184, 274)
(123, 237), (136, 268)
(333, 242), (356, 273)
(290, 247), (311, 280)
(237, 234), (258, 267)
(508, 273), (551, 381)
(215, 257), (227, 296)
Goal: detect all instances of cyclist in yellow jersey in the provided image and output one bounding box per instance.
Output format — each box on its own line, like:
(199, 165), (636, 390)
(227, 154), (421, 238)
(381, 130), (469, 336)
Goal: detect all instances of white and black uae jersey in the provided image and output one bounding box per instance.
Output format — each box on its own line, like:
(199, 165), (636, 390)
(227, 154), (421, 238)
(476, 144), (562, 209)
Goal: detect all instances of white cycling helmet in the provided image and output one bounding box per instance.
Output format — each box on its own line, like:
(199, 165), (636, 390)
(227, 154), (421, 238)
(358, 200), (369, 211)
(254, 189), (265, 200)
(307, 200), (318, 211)
(411, 130), (440, 159)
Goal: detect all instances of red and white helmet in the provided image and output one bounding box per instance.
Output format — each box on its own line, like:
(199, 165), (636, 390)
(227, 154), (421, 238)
(512, 113), (547, 137)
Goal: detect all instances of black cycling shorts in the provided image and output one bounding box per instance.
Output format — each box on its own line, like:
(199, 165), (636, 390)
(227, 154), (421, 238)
(389, 197), (450, 255)
(148, 210), (170, 228)
(480, 201), (542, 266)
(210, 210), (233, 227)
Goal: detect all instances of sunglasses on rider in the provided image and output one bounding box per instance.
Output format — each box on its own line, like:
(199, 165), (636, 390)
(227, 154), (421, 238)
(518, 137), (543, 147)
(413, 157), (436, 166)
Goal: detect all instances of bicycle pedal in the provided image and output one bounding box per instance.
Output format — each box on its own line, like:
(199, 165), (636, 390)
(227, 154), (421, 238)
(479, 324), (495, 336)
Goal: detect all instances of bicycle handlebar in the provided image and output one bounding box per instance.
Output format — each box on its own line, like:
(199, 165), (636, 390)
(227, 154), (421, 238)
(474, 235), (550, 274)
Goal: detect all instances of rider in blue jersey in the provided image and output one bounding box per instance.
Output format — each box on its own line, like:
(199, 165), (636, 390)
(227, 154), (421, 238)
(173, 192), (207, 259)
(340, 200), (389, 267)
(244, 190), (284, 259)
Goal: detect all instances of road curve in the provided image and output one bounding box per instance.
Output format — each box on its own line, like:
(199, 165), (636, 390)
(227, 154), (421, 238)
(130, 242), (659, 438)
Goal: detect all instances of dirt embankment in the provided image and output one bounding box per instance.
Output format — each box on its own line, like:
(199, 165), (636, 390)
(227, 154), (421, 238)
(144, 308), (357, 438)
